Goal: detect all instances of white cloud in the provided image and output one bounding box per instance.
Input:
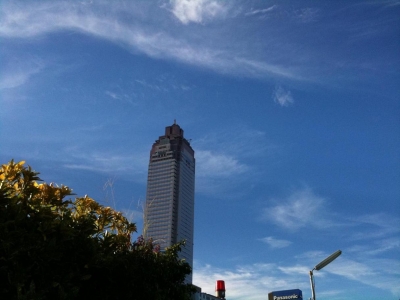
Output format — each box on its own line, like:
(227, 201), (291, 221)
(262, 187), (326, 230)
(133, 76), (193, 92)
(134, 79), (167, 92)
(196, 150), (248, 178)
(0, 1), (300, 80)
(273, 86), (294, 107)
(193, 127), (270, 183)
(194, 248), (400, 299)
(278, 265), (309, 275)
(235, 58), (302, 80)
(169, 0), (227, 24)
(105, 91), (119, 100)
(63, 150), (148, 181)
(365, 238), (400, 255)
(349, 213), (400, 240)
(259, 236), (292, 249)
(192, 126), (276, 196)
(0, 68), (39, 89)
(328, 257), (400, 295)
(193, 262), (307, 300)
(193, 126), (271, 159)
(293, 8), (319, 23)
(245, 5), (277, 16)
(0, 59), (44, 90)
(105, 91), (135, 104)
(355, 213), (399, 231)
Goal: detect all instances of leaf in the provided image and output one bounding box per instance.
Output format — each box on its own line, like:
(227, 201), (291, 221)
(80, 274), (92, 281)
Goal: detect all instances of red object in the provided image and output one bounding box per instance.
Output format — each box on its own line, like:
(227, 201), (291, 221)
(215, 280), (225, 291)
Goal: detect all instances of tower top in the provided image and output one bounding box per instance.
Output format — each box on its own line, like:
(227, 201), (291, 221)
(164, 122), (184, 139)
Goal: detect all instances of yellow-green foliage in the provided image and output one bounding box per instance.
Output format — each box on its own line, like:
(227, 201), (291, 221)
(0, 160), (192, 300)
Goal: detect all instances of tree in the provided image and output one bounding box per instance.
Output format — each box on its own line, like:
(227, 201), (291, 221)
(0, 160), (193, 300)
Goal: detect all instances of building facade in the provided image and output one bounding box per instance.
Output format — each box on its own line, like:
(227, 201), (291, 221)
(144, 122), (195, 282)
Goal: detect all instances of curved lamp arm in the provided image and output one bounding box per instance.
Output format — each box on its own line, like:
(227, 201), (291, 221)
(309, 250), (341, 300)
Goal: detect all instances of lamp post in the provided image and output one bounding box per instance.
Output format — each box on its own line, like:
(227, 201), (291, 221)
(309, 250), (342, 300)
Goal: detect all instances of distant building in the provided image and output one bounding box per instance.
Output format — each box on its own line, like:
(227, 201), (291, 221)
(195, 293), (222, 300)
(144, 121), (195, 283)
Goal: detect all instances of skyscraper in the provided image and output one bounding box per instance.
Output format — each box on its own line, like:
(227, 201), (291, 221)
(144, 121), (195, 283)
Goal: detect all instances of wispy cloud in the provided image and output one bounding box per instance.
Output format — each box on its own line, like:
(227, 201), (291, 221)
(169, 0), (228, 24)
(193, 262), (306, 300)
(193, 126), (271, 159)
(379, 237), (400, 252)
(261, 188), (400, 242)
(292, 8), (319, 23)
(245, 5), (277, 16)
(262, 187), (326, 230)
(328, 257), (400, 295)
(63, 150), (148, 181)
(258, 189), (400, 295)
(385, 0), (400, 7)
(134, 80), (168, 92)
(278, 265), (309, 275)
(0, 1), (301, 81)
(133, 75), (194, 92)
(105, 91), (135, 103)
(194, 249), (400, 299)
(364, 237), (400, 255)
(0, 57), (44, 90)
(259, 236), (292, 249)
(245, 5), (318, 23)
(192, 126), (277, 196)
(194, 149), (250, 196)
(349, 213), (400, 240)
(196, 150), (248, 178)
(273, 86), (294, 107)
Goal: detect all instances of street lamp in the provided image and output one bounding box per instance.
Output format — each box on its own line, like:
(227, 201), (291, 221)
(309, 250), (342, 300)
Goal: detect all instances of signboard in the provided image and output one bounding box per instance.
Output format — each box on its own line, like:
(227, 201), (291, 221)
(268, 289), (302, 300)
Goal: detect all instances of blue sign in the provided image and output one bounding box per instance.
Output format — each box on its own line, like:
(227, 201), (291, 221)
(268, 289), (302, 300)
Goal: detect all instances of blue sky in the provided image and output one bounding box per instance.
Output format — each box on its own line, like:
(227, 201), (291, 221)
(1, 0), (399, 299)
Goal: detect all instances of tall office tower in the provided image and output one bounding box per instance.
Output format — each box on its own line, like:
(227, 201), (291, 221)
(144, 122), (195, 283)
